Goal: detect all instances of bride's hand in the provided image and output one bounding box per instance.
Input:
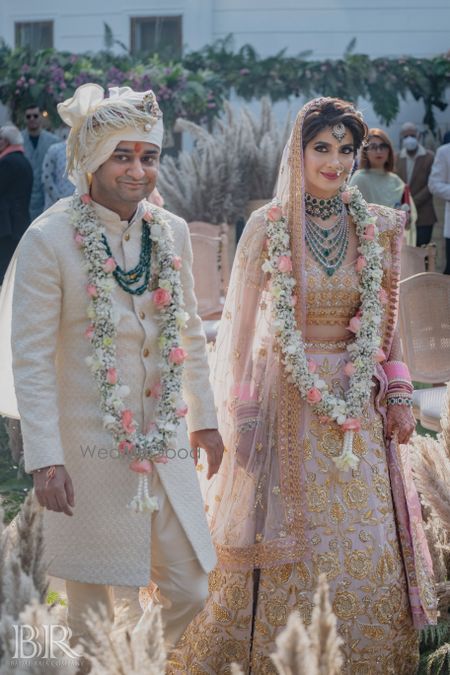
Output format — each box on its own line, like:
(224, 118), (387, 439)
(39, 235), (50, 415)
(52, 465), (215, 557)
(385, 404), (416, 445)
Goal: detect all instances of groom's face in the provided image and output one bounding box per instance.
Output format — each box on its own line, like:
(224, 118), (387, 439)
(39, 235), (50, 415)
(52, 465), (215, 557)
(91, 141), (160, 215)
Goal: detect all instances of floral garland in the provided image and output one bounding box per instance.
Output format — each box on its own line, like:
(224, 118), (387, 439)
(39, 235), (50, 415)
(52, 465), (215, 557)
(263, 186), (386, 471)
(71, 193), (189, 512)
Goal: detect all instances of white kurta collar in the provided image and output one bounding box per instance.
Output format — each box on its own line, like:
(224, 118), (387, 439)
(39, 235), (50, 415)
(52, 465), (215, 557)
(92, 199), (147, 233)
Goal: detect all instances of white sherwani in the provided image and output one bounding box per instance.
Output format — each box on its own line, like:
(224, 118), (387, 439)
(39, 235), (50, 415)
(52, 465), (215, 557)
(11, 197), (217, 587)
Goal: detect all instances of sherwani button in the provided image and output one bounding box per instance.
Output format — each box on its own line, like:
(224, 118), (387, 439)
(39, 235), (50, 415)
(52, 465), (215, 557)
(145, 388), (151, 397)
(139, 311), (145, 320)
(143, 348), (150, 357)
(124, 232), (130, 241)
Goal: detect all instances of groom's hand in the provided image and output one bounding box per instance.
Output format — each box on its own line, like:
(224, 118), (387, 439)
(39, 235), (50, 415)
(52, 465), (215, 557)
(190, 429), (224, 479)
(33, 465), (75, 516)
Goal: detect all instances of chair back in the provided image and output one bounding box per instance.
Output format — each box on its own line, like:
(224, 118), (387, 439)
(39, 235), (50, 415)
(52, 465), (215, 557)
(398, 273), (450, 383)
(189, 220), (231, 289)
(189, 232), (224, 319)
(400, 243), (436, 280)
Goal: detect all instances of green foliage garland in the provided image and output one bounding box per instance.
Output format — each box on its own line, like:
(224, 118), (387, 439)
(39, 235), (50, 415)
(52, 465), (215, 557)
(0, 37), (449, 134)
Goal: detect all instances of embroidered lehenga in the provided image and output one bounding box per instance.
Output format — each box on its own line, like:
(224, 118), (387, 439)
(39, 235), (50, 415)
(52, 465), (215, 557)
(166, 101), (437, 675)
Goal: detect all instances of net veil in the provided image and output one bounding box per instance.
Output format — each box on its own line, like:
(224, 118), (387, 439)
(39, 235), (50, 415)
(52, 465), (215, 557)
(198, 98), (335, 569)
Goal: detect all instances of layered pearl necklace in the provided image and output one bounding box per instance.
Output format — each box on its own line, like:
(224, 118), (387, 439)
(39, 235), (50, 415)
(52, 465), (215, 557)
(263, 186), (385, 471)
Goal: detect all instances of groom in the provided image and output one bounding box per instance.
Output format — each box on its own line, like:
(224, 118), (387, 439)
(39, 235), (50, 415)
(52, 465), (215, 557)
(11, 84), (223, 648)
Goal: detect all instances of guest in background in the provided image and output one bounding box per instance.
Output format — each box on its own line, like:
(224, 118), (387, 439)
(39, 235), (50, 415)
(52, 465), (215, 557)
(395, 122), (436, 247)
(350, 128), (417, 245)
(42, 134), (74, 209)
(429, 133), (450, 274)
(0, 125), (33, 284)
(22, 103), (59, 220)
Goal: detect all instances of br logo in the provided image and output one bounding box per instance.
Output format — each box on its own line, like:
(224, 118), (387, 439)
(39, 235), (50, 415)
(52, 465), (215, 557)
(12, 624), (81, 659)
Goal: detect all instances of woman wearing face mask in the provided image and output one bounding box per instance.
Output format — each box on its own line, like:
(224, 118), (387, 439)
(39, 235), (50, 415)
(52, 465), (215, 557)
(350, 128), (417, 245)
(167, 99), (436, 675)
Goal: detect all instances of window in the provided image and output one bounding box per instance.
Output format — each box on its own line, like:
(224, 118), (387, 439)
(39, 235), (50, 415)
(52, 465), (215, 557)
(15, 21), (53, 49)
(130, 16), (182, 59)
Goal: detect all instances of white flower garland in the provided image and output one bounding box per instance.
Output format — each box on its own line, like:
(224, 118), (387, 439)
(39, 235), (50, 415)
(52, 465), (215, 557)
(263, 186), (385, 471)
(71, 193), (189, 512)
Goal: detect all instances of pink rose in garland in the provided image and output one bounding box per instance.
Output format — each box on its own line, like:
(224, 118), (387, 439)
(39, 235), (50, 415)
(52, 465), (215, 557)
(153, 288), (172, 308)
(277, 255), (293, 273)
(342, 418), (361, 432)
(267, 205), (283, 222)
(169, 347), (188, 365)
(121, 409), (136, 434)
(307, 387), (322, 403)
(172, 256), (182, 270)
(129, 458), (153, 474)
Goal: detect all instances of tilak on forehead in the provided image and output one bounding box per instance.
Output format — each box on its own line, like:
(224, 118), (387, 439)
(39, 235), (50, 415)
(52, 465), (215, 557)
(57, 84), (164, 194)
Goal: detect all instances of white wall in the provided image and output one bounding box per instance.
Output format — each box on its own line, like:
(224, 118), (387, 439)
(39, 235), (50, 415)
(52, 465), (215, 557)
(1, 0), (449, 58)
(212, 0), (450, 59)
(1, 0), (449, 137)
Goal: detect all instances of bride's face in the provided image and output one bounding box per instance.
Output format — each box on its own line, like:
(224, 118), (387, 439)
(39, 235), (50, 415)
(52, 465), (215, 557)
(304, 126), (355, 199)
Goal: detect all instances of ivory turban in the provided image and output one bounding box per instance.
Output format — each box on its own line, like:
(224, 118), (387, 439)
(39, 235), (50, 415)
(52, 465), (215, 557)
(57, 83), (164, 194)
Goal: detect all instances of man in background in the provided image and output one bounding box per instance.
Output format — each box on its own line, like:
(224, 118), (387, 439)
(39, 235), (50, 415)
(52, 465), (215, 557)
(0, 125), (33, 285)
(395, 122), (436, 247)
(429, 134), (450, 274)
(22, 104), (59, 220)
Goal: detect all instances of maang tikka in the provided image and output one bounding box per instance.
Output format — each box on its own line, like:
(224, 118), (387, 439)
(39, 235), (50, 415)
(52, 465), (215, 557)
(331, 123), (346, 142)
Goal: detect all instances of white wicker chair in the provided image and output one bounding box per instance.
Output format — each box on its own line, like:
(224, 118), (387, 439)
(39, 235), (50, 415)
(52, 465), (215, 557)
(400, 243), (436, 280)
(398, 273), (450, 432)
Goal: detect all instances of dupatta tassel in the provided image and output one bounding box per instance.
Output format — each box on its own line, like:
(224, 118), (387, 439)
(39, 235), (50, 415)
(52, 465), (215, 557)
(127, 464), (159, 513)
(332, 430), (360, 471)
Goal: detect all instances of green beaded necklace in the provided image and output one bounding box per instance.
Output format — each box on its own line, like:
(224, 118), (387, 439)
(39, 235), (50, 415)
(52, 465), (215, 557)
(101, 221), (152, 295)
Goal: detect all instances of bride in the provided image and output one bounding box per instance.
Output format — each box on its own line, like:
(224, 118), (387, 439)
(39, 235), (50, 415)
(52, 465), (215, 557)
(165, 97), (437, 674)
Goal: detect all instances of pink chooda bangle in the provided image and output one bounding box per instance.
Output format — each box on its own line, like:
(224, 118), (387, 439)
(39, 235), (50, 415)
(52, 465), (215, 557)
(382, 361), (412, 385)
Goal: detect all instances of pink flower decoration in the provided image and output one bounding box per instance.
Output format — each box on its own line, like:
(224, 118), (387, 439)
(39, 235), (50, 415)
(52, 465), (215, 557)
(103, 257), (117, 273)
(84, 324), (94, 340)
(290, 294), (297, 307)
(374, 348), (387, 363)
(307, 387), (322, 403)
(340, 190), (352, 204)
(355, 256), (367, 273)
(379, 288), (388, 305)
(129, 458), (153, 474)
(347, 316), (361, 333)
(143, 211), (153, 223)
(277, 255), (293, 273)
(81, 194), (92, 204)
(121, 409), (136, 434)
(150, 382), (162, 399)
(342, 418), (362, 432)
(307, 359), (317, 374)
(176, 404), (188, 417)
(344, 361), (356, 377)
(118, 440), (134, 455)
(263, 238), (270, 251)
(106, 367), (118, 385)
(87, 284), (98, 298)
(169, 347), (188, 365)
(172, 256), (182, 270)
(363, 224), (376, 241)
(267, 205), (283, 222)
(153, 454), (168, 464)
(74, 232), (84, 247)
(153, 288), (172, 308)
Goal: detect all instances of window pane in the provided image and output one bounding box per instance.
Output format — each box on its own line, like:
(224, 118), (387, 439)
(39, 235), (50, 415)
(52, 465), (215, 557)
(15, 22), (53, 49)
(130, 16), (182, 59)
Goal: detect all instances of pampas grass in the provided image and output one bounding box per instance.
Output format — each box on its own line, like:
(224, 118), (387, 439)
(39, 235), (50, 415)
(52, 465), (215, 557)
(158, 98), (290, 224)
(231, 575), (343, 675)
(81, 603), (166, 675)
